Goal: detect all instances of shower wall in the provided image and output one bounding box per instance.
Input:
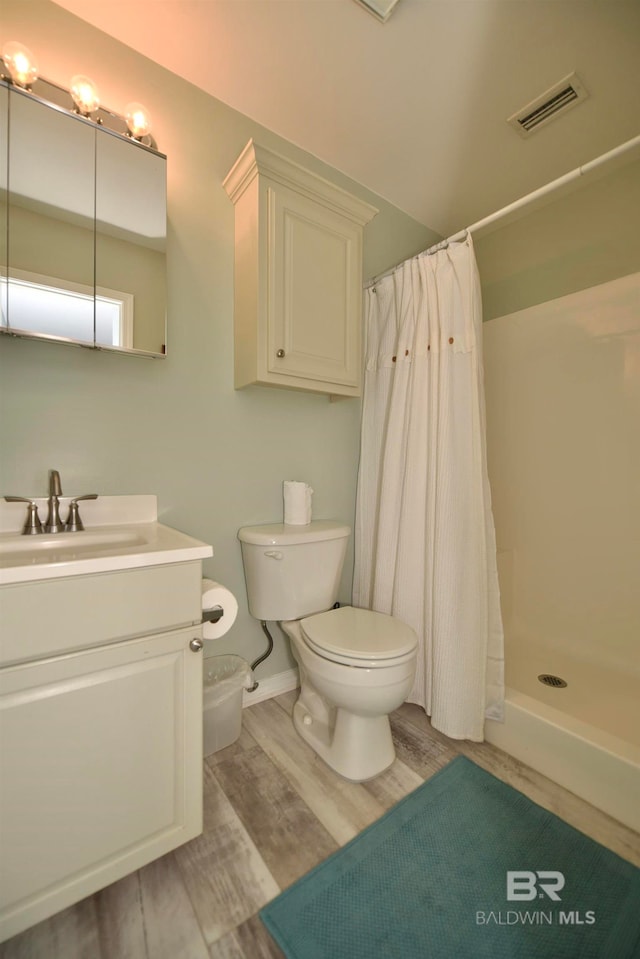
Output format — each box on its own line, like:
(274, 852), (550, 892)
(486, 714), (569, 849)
(483, 271), (640, 677)
(475, 157), (640, 676)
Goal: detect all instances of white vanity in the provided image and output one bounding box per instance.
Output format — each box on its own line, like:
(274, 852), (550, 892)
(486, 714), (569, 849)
(0, 495), (212, 942)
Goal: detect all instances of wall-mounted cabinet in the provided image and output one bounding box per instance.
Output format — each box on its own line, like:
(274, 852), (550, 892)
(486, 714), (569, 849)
(0, 77), (167, 357)
(224, 140), (377, 397)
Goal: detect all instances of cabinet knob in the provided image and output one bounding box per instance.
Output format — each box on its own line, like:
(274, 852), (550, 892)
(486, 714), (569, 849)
(276, 349), (285, 358)
(189, 638), (204, 652)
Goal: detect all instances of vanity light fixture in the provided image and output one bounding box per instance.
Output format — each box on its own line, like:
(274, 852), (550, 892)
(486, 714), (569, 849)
(1, 40), (38, 88)
(70, 74), (100, 116)
(0, 40), (158, 148)
(125, 102), (152, 140)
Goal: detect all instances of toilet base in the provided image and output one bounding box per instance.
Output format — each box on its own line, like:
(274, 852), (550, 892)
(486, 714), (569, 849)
(292, 694), (396, 782)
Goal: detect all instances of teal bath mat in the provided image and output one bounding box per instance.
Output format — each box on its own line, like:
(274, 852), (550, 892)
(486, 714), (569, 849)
(260, 756), (640, 959)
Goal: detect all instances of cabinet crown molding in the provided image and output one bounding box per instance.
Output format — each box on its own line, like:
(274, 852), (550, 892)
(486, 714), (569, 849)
(223, 139), (378, 226)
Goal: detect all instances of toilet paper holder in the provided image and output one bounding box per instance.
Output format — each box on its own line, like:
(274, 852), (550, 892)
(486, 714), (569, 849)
(202, 605), (224, 624)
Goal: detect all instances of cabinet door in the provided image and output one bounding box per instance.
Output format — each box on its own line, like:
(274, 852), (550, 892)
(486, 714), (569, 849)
(0, 626), (203, 941)
(6, 91), (95, 345)
(267, 182), (362, 390)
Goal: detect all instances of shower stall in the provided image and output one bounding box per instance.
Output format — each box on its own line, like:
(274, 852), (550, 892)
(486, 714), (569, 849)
(483, 272), (640, 832)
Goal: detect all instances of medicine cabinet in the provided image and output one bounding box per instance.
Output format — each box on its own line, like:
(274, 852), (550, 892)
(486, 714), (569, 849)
(0, 77), (167, 357)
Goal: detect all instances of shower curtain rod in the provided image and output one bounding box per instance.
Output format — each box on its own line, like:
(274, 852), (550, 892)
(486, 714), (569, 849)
(365, 133), (640, 290)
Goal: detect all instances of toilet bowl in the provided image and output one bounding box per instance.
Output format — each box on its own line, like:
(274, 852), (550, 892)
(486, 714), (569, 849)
(237, 521), (418, 781)
(283, 606), (417, 781)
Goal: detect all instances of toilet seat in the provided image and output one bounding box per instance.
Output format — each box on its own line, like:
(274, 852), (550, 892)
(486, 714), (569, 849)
(300, 606), (417, 668)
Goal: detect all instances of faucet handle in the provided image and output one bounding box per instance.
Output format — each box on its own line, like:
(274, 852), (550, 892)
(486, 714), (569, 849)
(4, 497), (43, 535)
(64, 494), (98, 532)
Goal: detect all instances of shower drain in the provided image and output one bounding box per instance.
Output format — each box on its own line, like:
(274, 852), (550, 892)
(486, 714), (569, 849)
(538, 674), (568, 688)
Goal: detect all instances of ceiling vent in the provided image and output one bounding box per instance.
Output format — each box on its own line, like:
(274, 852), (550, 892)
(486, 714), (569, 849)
(508, 73), (588, 137)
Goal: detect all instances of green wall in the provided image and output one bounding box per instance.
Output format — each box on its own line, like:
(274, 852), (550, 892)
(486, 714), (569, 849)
(476, 158), (640, 321)
(0, 0), (437, 678)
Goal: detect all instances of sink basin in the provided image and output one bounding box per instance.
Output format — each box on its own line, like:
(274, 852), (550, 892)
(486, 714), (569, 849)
(0, 528), (146, 559)
(0, 520), (213, 585)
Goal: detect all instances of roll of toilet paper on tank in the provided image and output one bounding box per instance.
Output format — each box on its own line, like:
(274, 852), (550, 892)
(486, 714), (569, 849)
(201, 579), (238, 640)
(283, 480), (313, 525)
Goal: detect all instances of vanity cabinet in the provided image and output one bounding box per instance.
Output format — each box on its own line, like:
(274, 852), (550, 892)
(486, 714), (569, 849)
(224, 140), (377, 397)
(0, 561), (205, 942)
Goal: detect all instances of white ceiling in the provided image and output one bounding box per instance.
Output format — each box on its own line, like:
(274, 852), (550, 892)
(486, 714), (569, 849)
(52, 0), (640, 237)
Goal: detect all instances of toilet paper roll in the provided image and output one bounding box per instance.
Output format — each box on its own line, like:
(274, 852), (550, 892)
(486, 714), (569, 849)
(201, 579), (238, 640)
(283, 480), (313, 525)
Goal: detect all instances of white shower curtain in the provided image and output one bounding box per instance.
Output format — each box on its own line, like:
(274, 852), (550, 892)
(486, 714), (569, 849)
(353, 235), (504, 741)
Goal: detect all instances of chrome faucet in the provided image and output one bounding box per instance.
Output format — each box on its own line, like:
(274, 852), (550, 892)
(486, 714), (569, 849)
(45, 469), (64, 533)
(4, 470), (98, 535)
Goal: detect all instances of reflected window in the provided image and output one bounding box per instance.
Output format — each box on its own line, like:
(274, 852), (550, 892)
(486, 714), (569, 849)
(0, 269), (133, 348)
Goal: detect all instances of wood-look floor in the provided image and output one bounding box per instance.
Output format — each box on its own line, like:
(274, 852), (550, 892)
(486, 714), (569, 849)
(2, 692), (639, 959)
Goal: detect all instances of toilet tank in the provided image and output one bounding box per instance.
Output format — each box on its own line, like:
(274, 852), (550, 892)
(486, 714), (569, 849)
(238, 521), (350, 621)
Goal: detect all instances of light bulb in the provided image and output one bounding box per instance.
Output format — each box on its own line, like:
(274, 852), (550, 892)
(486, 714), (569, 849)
(125, 102), (152, 139)
(70, 74), (100, 115)
(2, 41), (38, 88)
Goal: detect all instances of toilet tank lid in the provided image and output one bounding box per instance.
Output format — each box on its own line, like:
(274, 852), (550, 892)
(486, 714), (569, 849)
(238, 521), (351, 546)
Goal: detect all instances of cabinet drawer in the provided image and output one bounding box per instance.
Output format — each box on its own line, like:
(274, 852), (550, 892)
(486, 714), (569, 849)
(0, 561), (202, 666)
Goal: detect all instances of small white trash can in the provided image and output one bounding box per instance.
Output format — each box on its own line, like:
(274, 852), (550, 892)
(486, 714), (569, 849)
(203, 655), (252, 757)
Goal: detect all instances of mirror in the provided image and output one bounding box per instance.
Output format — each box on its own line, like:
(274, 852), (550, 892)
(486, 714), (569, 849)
(0, 79), (167, 357)
(0, 85), (7, 330)
(5, 91), (96, 346)
(96, 133), (166, 353)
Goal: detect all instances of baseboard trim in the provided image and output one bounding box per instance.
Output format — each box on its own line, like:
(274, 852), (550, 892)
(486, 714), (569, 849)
(242, 668), (300, 707)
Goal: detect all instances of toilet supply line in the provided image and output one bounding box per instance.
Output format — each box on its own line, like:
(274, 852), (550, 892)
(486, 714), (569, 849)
(246, 621), (275, 693)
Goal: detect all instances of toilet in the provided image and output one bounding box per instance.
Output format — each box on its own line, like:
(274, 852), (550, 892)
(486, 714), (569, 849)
(238, 521), (418, 781)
